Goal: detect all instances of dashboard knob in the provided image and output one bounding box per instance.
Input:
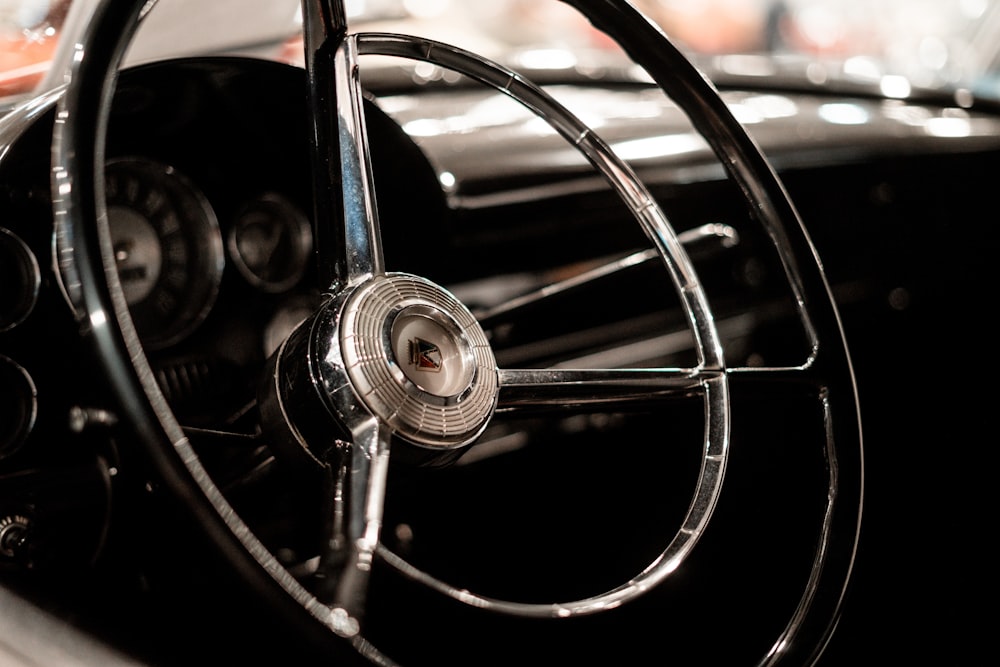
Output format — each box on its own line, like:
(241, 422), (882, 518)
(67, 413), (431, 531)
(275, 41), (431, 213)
(0, 514), (31, 560)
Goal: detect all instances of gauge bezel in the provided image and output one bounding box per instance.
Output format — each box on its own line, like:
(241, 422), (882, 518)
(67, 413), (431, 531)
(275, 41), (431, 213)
(104, 157), (225, 350)
(0, 354), (37, 460)
(0, 227), (40, 333)
(227, 191), (313, 294)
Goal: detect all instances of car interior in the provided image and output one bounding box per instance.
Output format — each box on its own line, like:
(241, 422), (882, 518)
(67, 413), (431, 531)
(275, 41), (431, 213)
(0, 0), (994, 664)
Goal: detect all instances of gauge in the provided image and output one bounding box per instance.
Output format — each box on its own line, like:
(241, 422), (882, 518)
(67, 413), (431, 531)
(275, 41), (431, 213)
(0, 355), (36, 460)
(0, 227), (40, 332)
(227, 192), (312, 293)
(105, 158), (224, 350)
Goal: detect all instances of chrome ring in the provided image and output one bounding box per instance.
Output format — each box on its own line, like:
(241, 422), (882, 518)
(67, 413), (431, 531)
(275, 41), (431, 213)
(341, 273), (498, 448)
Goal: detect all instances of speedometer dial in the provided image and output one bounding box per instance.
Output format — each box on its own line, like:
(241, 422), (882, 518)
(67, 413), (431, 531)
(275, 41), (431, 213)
(105, 158), (224, 350)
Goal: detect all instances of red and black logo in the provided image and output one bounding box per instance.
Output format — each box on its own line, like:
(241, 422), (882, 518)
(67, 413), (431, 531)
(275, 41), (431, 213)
(408, 337), (442, 372)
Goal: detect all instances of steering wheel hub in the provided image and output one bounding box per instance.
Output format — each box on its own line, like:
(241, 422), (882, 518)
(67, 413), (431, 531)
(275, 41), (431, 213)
(341, 274), (498, 448)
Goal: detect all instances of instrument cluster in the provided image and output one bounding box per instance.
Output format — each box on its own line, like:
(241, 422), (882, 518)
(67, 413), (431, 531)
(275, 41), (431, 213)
(0, 55), (448, 452)
(1, 150), (318, 453)
(103, 156), (314, 351)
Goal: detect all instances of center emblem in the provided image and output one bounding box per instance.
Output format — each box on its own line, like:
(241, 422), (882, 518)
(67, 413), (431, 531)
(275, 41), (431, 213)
(409, 337), (442, 372)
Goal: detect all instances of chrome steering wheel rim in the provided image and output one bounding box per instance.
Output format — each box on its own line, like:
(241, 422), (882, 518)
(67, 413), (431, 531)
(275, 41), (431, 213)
(281, 31), (729, 618)
(51, 1), (862, 665)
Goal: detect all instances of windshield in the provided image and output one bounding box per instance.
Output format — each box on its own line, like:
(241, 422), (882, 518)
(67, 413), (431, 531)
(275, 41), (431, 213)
(2, 0), (999, 102)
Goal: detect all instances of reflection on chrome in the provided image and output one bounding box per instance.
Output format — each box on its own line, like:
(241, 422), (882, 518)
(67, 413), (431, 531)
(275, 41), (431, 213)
(879, 74), (912, 98)
(512, 47), (578, 71)
(926, 115), (972, 137)
(879, 103), (976, 137)
(613, 133), (707, 160)
(714, 53), (777, 77)
(729, 93), (799, 124)
(818, 102), (869, 125)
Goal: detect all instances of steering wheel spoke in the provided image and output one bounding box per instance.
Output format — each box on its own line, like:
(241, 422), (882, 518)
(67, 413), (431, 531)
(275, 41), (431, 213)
(496, 366), (711, 411)
(313, 421), (391, 626)
(303, 2), (385, 291)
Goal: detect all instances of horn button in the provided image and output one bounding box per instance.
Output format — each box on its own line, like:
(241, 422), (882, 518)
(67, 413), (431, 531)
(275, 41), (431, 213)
(340, 274), (498, 448)
(390, 305), (474, 397)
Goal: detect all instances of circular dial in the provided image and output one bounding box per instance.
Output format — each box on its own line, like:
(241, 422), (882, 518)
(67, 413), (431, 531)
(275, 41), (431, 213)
(0, 355), (36, 460)
(105, 158), (224, 349)
(227, 192), (312, 293)
(0, 227), (40, 332)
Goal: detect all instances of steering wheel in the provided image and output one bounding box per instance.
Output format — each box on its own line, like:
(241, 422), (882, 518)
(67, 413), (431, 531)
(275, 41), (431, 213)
(51, 0), (862, 664)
